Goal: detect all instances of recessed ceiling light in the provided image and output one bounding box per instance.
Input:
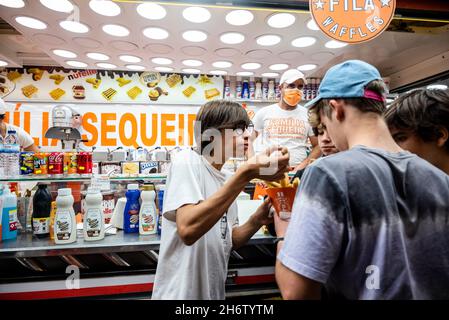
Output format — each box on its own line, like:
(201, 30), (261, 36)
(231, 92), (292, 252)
(241, 62), (261, 70)
(89, 0), (121, 16)
(102, 24), (129, 37)
(236, 71), (254, 76)
(15, 16), (47, 30)
(87, 52), (110, 61)
(40, 0), (73, 13)
(291, 36), (317, 48)
(0, 0), (24, 8)
(220, 32), (245, 44)
(96, 62), (117, 69)
(152, 57), (173, 65)
(126, 65), (146, 71)
(325, 40), (348, 49)
(182, 68), (201, 74)
(261, 72), (279, 77)
(66, 60), (88, 68)
(212, 61), (232, 68)
(52, 49), (77, 58)
(225, 10), (254, 26)
(256, 34), (281, 46)
(119, 55), (142, 63)
(297, 64), (317, 71)
(136, 3), (167, 20)
(0, 60), (8, 66)
(154, 66), (174, 72)
(267, 13), (296, 28)
(60, 20), (89, 33)
(182, 59), (203, 67)
(210, 70), (228, 75)
(143, 27), (169, 40)
(183, 7), (211, 23)
(307, 19), (320, 31)
(182, 30), (207, 42)
(269, 63), (289, 71)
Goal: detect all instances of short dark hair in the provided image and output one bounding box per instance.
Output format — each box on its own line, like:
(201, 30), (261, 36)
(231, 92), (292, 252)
(0, 114), (5, 120)
(194, 100), (250, 152)
(384, 89), (449, 151)
(309, 79), (388, 128)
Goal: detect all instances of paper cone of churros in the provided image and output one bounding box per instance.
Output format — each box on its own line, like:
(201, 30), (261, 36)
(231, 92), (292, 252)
(264, 173), (299, 220)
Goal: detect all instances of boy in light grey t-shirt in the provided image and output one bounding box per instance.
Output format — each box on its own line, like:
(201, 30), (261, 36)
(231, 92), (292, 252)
(274, 60), (449, 300)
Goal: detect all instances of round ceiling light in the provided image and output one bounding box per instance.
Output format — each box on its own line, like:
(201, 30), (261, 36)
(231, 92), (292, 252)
(182, 30), (207, 42)
(0, 0), (25, 8)
(256, 34), (281, 46)
(182, 68), (201, 74)
(96, 63), (117, 69)
(0, 60), (9, 67)
(267, 13), (296, 28)
(102, 24), (129, 37)
(241, 62), (261, 70)
(154, 66), (174, 72)
(136, 3), (167, 20)
(236, 71), (254, 76)
(291, 36), (317, 48)
(89, 0), (121, 16)
(261, 72), (279, 77)
(60, 20), (89, 33)
(210, 70), (228, 75)
(151, 57), (173, 65)
(182, 7), (211, 23)
(212, 61), (232, 68)
(269, 63), (289, 71)
(225, 10), (254, 26)
(126, 65), (146, 71)
(307, 19), (320, 31)
(325, 40), (348, 49)
(86, 52), (110, 61)
(66, 60), (88, 68)
(40, 0), (73, 13)
(15, 16), (47, 30)
(119, 55), (142, 63)
(220, 32), (245, 45)
(182, 59), (203, 67)
(297, 64), (317, 71)
(53, 49), (77, 58)
(143, 27), (169, 40)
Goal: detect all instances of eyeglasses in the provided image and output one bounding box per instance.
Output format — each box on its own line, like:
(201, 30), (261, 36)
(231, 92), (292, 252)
(233, 123), (254, 136)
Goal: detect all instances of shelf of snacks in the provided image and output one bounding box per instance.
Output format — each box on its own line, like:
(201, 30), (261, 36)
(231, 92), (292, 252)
(0, 173), (167, 183)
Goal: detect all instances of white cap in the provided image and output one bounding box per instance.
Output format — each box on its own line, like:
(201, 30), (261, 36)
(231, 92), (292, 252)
(0, 97), (6, 115)
(280, 69), (307, 85)
(58, 188), (72, 196)
(127, 184), (139, 190)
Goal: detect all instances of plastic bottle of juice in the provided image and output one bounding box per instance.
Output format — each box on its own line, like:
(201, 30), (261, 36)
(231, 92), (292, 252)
(49, 201), (56, 241)
(123, 184), (140, 233)
(139, 185), (157, 235)
(32, 183), (52, 239)
(54, 188), (76, 244)
(83, 187), (105, 241)
(1, 186), (18, 241)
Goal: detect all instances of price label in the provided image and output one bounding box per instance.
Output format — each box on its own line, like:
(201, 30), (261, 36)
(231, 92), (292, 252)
(91, 175), (111, 191)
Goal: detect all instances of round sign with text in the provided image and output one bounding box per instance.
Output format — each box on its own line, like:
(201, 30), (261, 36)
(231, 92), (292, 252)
(310, 0), (396, 43)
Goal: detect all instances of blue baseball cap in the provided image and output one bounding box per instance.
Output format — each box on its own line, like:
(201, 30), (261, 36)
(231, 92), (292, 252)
(305, 60), (385, 109)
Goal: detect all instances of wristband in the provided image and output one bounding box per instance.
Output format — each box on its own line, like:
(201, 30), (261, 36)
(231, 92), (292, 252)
(274, 237), (284, 244)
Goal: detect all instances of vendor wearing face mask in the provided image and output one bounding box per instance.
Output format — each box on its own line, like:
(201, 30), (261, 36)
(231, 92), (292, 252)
(0, 98), (38, 152)
(252, 69), (320, 171)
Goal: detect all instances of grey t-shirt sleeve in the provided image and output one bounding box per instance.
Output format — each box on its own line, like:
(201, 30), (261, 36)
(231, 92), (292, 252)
(278, 164), (347, 284)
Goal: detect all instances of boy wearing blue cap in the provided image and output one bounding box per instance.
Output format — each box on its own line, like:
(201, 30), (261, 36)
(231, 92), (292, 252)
(274, 60), (449, 299)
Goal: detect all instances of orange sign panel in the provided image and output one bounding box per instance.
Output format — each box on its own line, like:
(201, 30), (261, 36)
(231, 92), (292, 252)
(310, 0), (396, 43)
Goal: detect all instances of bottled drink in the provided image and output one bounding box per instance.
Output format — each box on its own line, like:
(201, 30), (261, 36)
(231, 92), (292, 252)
(54, 188), (76, 244)
(124, 184), (140, 233)
(1, 186), (18, 241)
(83, 187), (105, 241)
(139, 185), (157, 235)
(32, 183), (52, 239)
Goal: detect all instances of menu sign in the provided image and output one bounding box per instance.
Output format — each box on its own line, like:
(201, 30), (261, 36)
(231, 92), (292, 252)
(0, 67), (224, 105)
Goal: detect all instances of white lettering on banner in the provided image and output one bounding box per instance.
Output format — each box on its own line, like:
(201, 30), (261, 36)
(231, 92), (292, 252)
(3, 103), (201, 148)
(65, 265), (80, 289)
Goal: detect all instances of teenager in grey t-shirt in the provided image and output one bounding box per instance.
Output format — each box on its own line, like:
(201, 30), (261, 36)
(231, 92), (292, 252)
(279, 145), (449, 299)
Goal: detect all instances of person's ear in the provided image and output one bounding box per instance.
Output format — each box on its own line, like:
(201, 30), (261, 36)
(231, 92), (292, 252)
(329, 99), (345, 122)
(436, 126), (448, 148)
